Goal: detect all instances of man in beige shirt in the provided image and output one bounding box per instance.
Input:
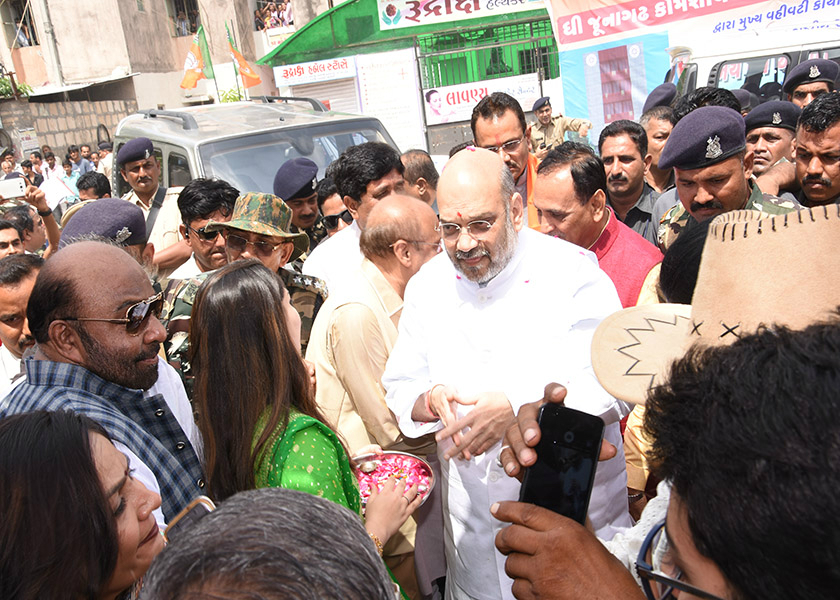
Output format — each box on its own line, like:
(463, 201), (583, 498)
(529, 96), (591, 160)
(306, 194), (441, 599)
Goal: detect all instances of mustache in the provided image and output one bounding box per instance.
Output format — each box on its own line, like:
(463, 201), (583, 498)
(690, 200), (724, 213)
(802, 175), (832, 187)
(135, 345), (160, 363)
(455, 247), (489, 261)
(608, 174), (628, 183)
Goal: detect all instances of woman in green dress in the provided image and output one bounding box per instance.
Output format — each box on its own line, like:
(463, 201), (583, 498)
(189, 260), (420, 557)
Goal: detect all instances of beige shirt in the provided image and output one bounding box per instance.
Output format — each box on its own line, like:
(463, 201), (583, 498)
(122, 186), (184, 253)
(530, 114), (591, 151)
(306, 258), (436, 557)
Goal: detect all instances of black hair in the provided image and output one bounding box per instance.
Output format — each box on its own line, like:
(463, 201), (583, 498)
(177, 177), (238, 225)
(0, 410), (119, 600)
(471, 92), (527, 139)
(29, 151), (41, 161)
(639, 105), (677, 127)
(27, 260), (79, 344)
(4, 205), (34, 234)
(44, 152), (55, 160)
(331, 142), (403, 203)
(449, 141), (474, 157)
(425, 89), (439, 102)
(314, 176), (338, 211)
(1, 149), (13, 159)
(62, 158), (72, 168)
(645, 317), (840, 600)
(0, 253), (43, 286)
(68, 144), (79, 154)
(798, 91), (840, 133)
(0, 219), (19, 237)
(657, 218), (711, 303)
(537, 142), (608, 206)
(401, 149), (439, 189)
(598, 119), (648, 157)
(20, 159), (31, 169)
(76, 171), (111, 198)
(673, 87), (741, 122)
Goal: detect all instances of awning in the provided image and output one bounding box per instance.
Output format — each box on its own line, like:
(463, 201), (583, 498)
(28, 72), (139, 98)
(257, 0), (547, 67)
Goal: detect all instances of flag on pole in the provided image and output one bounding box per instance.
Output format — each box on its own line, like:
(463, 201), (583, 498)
(180, 25), (214, 89)
(226, 22), (262, 89)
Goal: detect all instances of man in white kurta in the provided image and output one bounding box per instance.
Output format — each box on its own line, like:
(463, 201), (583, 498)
(383, 148), (632, 600)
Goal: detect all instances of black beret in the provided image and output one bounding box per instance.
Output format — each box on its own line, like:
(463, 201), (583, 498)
(731, 88), (759, 113)
(273, 157), (318, 200)
(642, 83), (677, 114)
(659, 106), (746, 171)
(116, 137), (154, 167)
(744, 100), (801, 133)
(59, 198), (147, 248)
(98, 141), (113, 151)
(783, 59), (839, 94)
(532, 96), (550, 112)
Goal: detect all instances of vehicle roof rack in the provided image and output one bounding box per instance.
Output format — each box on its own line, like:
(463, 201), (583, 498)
(137, 109), (199, 130)
(257, 96), (329, 112)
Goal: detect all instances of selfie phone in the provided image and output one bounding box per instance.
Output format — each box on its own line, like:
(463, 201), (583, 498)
(163, 495), (216, 543)
(518, 404), (605, 524)
(0, 177), (26, 201)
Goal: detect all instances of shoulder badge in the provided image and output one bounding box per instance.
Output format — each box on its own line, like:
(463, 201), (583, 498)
(114, 227), (132, 244)
(705, 135), (723, 160)
(810, 65), (821, 79)
(772, 112), (782, 125)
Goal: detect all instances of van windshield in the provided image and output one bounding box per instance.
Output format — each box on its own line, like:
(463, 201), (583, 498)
(198, 121), (393, 194)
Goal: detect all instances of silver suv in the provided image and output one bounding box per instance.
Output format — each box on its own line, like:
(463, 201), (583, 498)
(112, 98), (398, 196)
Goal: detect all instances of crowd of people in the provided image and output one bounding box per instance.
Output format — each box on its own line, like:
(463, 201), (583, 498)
(0, 55), (838, 599)
(254, 1), (294, 30)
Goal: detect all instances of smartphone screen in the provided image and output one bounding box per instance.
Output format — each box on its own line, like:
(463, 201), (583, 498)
(518, 404), (605, 523)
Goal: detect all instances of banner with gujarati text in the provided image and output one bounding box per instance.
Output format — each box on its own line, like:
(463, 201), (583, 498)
(378, 0), (543, 30)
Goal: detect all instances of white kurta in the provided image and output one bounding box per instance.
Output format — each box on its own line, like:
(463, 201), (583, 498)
(383, 227), (632, 600)
(302, 220), (362, 295)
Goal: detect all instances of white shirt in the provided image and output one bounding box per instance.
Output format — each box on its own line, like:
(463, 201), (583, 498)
(383, 228), (632, 600)
(0, 344), (22, 398)
(302, 220), (362, 295)
(113, 357), (202, 527)
(168, 254), (203, 281)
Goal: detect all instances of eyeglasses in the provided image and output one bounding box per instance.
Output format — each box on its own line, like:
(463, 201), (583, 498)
(479, 136), (525, 155)
(186, 224), (221, 242)
(225, 232), (285, 258)
(60, 292), (164, 336)
(323, 209), (353, 231)
(0, 239), (22, 251)
(388, 240), (443, 254)
(438, 219), (496, 242)
(636, 520), (726, 600)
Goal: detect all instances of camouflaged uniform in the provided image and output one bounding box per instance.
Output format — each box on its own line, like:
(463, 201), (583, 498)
(658, 182), (801, 251)
(161, 191), (327, 398)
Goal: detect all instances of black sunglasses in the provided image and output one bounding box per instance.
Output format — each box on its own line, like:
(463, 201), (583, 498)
(323, 209), (353, 230)
(60, 292), (164, 336)
(186, 224), (221, 242)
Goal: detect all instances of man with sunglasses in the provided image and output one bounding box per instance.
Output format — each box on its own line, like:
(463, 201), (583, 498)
(307, 195), (443, 599)
(383, 148), (631, 600)
(1, 241), (205, 527)
(316, 176), (353, 238)
(170, 178), (237, 280)
(471, 92), (542, 231)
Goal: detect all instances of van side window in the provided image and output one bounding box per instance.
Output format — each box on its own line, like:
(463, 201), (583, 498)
(168, 152), (191, 188)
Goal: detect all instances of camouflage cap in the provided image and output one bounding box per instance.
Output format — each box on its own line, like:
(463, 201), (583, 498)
(204, 192), (309, 261)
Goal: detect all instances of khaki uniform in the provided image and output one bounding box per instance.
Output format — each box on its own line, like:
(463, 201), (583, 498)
(657, 182), (801, 251)
(530, 115), (591, 151)
(161, 268), (327, 398)
(122, 186), (184, 252)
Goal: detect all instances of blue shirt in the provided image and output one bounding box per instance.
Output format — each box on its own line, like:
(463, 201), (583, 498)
(1, 358), (205, 521)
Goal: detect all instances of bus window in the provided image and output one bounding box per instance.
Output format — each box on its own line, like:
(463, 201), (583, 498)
(714, 54), (791, 101)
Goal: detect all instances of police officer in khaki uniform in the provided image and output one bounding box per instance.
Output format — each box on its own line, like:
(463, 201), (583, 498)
(657, 106), (800, 250)
(118, 137), (190, 278)
(529, 96), (592, 160)
(162, 193), (327, 398)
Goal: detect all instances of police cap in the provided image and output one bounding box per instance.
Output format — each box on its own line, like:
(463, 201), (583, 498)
(642, 83), (677, 114)
(532, 96), (550, 112)
(659, 106), (746, 171)
(744, 100), (801, 133)
(273, 157), (318, 201)
(783, 59), (839, 94)
(59, 198), (147, 248)
(116, 137), (154, 167)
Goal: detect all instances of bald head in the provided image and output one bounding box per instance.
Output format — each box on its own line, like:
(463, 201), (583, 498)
(28, 242), (150, 343)
(360, 195), (438, 262)
(438, 148), (516, 215)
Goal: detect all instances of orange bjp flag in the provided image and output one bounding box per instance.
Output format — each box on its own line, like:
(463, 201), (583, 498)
(180, 26), (214, 89)
(226, 22), (262, 89)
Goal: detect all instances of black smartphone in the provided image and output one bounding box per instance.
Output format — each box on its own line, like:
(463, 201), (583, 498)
(518, 404), (605, 524)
